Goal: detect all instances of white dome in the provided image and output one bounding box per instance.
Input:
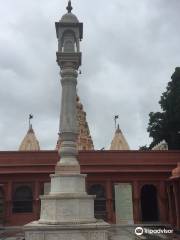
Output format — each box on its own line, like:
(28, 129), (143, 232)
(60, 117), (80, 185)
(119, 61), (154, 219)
(60, 13), (79, 23)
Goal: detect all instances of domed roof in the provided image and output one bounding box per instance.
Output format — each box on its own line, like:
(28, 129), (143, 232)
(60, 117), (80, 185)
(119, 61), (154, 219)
(60, 1), (79, 23)
(110, 124), (130, 150)
(19, 124), (40, 151)
(60, 12), (79, 23)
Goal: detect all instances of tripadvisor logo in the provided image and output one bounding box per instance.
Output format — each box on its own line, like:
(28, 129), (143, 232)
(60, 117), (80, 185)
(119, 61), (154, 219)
(135, 226), (173, 236)
(135, 227), (143, 236)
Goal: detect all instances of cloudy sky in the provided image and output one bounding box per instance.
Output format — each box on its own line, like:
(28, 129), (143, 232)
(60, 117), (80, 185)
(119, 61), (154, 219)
(0, 0), (180, 151)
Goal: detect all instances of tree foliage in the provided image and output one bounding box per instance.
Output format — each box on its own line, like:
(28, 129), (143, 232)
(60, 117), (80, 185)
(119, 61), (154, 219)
(147, 67), (180, 149)
(139, 145), (149, 150)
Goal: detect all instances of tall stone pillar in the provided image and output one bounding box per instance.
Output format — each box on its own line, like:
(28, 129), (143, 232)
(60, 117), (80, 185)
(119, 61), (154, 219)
(24, 2), (109, 240)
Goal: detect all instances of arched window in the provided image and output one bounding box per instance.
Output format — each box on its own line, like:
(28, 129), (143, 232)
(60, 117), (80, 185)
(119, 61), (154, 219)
(13, 186), (33, 213)
(62, 30), (76, 53)
(88, 184), (106, 220)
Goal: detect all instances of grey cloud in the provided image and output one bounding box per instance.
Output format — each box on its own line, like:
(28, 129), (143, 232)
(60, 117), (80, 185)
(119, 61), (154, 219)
(0, 0), (180, 150)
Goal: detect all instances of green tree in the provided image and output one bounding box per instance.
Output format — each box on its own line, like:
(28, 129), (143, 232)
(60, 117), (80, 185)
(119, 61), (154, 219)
(147, 67), (180, 149)
(139, 145), (149, 150)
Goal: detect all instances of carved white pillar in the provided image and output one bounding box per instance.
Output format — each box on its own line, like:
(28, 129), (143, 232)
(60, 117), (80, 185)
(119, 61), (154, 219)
(24, 2), (109, 239)
(55, 2), (83, 174)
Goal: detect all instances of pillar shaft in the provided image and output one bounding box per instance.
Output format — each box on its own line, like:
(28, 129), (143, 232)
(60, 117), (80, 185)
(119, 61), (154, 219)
(56, 65), (80, 174)
(60, 67), (78, 134)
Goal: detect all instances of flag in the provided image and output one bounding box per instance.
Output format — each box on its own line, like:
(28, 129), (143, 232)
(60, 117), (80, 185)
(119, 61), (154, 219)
(29, 114), (33, 119)
(114, 115), (119, 119)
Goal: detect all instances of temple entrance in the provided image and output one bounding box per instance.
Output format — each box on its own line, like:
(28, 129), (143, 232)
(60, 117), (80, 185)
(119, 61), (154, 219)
(13, 186), (33, 213)
(88, 184), (106, 220)
(141, 184), (159, 222)
(0, 188), (4, 224)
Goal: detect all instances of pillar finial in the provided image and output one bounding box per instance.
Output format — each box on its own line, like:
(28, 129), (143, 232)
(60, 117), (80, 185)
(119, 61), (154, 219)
(66, 0), (73, 13)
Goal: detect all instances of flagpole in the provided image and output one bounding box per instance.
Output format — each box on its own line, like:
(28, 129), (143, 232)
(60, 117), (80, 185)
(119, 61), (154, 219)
(29, 114), (33, 129)
(114, 115), (119, 131)
(29, 115), (30, 129)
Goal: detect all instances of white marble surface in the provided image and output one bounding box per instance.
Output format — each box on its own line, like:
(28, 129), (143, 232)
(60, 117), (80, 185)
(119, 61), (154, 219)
(39, 194), (95, 224)
(50, 174), (86, 194)
(39, 171), (96, 224)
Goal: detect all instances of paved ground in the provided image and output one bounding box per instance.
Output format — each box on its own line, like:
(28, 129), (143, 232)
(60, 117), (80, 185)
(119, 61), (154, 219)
(0, 225), (179, 240)
(0, 228), (24, 240)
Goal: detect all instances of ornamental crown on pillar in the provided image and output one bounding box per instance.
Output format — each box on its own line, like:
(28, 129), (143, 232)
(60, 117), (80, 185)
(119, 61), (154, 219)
(55, 0), (83, 69)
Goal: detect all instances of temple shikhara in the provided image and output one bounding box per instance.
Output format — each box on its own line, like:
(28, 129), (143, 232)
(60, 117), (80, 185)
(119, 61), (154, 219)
(110, 124), (130, 150)
(0, 1), (179, 236)
(19, 124), (40, 151)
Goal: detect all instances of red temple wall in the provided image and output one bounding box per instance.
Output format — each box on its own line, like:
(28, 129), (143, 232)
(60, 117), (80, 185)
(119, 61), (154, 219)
(0, 150), (179, 228)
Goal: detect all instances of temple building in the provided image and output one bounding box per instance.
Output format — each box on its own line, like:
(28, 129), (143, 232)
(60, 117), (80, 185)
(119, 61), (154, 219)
(19, 124), (40, 151)
(0, 1), (179, 233)
(110, 124), (130, 150)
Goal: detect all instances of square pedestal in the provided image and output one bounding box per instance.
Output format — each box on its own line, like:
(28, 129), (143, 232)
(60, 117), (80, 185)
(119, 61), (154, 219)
(24, 173), (110, 240)
(39, 193), (95, 223)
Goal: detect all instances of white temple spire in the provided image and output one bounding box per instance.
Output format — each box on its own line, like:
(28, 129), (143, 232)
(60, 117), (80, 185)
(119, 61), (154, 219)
(19, 118), (40, 151)
(110, 124), (130, 150)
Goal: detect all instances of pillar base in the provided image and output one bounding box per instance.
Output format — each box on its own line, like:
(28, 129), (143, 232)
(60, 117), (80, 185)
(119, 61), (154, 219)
(24, 158), (110, 239)
(24, 221), (110, 240)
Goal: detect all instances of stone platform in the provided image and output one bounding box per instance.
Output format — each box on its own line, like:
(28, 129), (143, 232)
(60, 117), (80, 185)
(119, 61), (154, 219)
(24, 172), (110, 240)
(39, 174), (96, 224)
(24, 221), (109, 240)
